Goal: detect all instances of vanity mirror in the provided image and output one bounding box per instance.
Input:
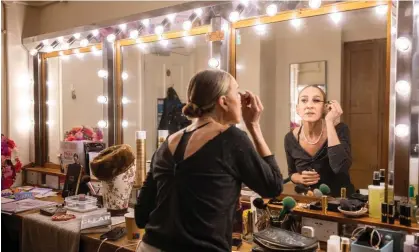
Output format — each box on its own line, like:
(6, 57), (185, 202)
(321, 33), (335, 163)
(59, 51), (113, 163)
(234, 4), (389, 198)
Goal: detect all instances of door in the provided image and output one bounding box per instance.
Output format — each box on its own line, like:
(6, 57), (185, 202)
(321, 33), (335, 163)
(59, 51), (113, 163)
(342, 39), (386, 190)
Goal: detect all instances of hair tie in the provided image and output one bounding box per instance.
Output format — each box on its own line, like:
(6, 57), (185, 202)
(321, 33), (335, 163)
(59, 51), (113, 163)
(189, 102), (200, 110)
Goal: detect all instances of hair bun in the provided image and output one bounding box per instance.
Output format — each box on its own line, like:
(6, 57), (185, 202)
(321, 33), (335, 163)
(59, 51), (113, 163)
(182, 102), (203, 118)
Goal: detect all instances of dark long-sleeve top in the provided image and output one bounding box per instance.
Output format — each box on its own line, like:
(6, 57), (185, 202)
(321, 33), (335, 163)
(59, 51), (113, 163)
(135, 126), (283, 252)
(284, 123), (355, 197)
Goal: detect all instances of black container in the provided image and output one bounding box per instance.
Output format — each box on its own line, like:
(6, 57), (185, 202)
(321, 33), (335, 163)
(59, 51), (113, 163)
(388, 203), (395, 224)
(381, 202), (388, 223)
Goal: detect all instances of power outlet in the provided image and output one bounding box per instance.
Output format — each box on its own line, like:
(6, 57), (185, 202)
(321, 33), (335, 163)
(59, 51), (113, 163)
(302, 217), (338, 242)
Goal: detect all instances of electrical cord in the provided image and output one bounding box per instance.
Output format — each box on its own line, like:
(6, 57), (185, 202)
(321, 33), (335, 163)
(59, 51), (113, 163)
(115, 240), (140, 252)
(97, 238), (108, 252)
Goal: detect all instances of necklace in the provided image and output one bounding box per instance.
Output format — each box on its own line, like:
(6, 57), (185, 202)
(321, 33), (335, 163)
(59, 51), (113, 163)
(302, 120), (323, 145)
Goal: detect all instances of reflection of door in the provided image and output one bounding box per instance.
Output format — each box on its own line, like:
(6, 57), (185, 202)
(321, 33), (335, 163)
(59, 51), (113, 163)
(143, 53), (190, 160)
(342, 39), (386, 190)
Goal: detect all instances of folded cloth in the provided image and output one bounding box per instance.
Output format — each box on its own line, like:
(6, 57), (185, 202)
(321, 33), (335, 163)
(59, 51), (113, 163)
(340, 199), (365, 211)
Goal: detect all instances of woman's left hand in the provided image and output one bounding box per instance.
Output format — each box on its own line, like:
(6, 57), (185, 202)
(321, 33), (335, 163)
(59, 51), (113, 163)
(325, 100), (343, 124)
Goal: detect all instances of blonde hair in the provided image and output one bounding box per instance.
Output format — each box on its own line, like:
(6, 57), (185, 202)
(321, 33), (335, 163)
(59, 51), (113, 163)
(182, 69), (232, 118)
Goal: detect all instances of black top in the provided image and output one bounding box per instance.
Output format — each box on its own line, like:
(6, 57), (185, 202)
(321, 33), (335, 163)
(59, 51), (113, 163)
(135, 126), (283, 252)
(284, 123), (355, 197)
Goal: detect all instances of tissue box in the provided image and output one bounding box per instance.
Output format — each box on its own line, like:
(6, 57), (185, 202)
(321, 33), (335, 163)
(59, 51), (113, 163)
(351, 240), (393, 252)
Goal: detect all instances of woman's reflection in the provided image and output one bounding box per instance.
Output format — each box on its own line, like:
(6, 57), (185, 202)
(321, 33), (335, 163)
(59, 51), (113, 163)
(284, 85), (355, 197)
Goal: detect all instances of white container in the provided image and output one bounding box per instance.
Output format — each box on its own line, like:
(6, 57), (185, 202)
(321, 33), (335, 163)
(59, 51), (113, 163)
(65, 195), (98, 212)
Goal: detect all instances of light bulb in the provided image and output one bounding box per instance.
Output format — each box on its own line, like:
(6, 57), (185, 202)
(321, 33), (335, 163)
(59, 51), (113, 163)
(291, 18), (302, 28)
(155, 25), (164, 35)
(395, 80), (411, 96)
(183, 20), (192, 31)
(130, 30), (139, 39)
(97, 95), (108, 104)
(30, 49), (38, 56)
(57, 36), (64, 43)
(80, 39), (89, 47)
(208, 58), (220, 68)
(329, 11), (342, 24)
(160, 39), (169, 47)
(122, 97), (130, 104)
(375, 5), (388, 15)
(45, 45), (53, 53)
(396, 37), (411, 52)
(119, 23), (127, 30)
(395, 124), (409, 137)
(73, 33), (81, 39)
(309, 0), (322, 9)
(122, 71), (129, 80)
(92, 29), (99, 36)
(61, 43), (70, 50)
(107, 34), (116, 43)
(98, 69), (108, 78)
(97, 120), (108, 129)
(266, 4), (277, 16)
(194, 8), (203, 17)
(229, 11), (240, 23)
(167, 14), (176, 22)
(141, 19), (150, 26)
(122, 120), (129, 128)
(43, 39), (49, 45)
(91, 45), (98, 52)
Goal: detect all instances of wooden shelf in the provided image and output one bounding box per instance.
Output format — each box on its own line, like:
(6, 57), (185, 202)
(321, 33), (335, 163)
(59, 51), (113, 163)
(24, 167), (65, 176)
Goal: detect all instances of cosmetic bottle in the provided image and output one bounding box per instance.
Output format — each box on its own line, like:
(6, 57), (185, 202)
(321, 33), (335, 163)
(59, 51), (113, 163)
(400, 204), (406, 225)
(327, 237), (340, 252)
(388, 171), (394, 203)
(381, 202), (388, 223)
(388, 203), (395, 224)
(405, 235), (414, 252)
(368, 171), (385, 219)
(341, 237), (350, 252)
(406, 205), (412, 226)
(379, 169), (385, 187)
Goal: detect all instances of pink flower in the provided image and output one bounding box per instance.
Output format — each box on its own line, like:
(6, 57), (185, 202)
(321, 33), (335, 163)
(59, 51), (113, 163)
(75, 132), (84, 140)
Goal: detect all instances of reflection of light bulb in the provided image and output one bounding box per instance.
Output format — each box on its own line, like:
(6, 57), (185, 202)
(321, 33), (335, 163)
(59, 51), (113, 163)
(92, 29), (99, 36)
(167, 14), (176, 22)
(395, 124), (409, 137)
(194, 8), (203, 17)
(59, 51), (64, 56)
(229, 11), (240, 23)
(119, 23), (127, 30)
(46, 120), (53, 126)
(107, 34), (116, 43)
(57, 37), (64, 43)
(396, 37), (411, 52)
(122, 120), (128, 128)
(309, 0), (322, 9)
(80, 39), (89, 47)
(97, 95), (108, 104)
(142, 19), (150, 26)
(73, 33), (80, 39)
(61, 43), (70, 50)
(98, 69), (108, 78)
(329, 11), (342, 24)
(391, 27), (397, 35)
(291, 18), (301, 28)
(45, 45), (53, 53)
(183, 36), (193, 44)
(130, 30), (139, 39)
(395, 80), (411, 96)
(155, 25), (164, 35)
(160, 39), (169, 47)
(137, 42), (147, 51)
(254, 22), (266, 35)
(266, 4), (277, 16)
(122, 72), (129, 80)
(122, 97), (130, 104)
(97, 120), (108, 129)
(43, 39), (49, 45)
(30, 49), (38, 56)
(208, 58), (220, 68)
(375, 5), (388, 15)
(183, 20), (192, 31)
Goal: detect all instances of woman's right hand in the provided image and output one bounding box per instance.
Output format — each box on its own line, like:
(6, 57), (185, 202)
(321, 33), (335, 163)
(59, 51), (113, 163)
(240, 91), (263, 128)
(292, 171), (320, 186)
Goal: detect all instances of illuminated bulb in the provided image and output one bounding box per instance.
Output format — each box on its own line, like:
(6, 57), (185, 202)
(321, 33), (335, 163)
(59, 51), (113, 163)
(61, 43), (70, 50)
(291, 18), (302, 28)
(122, 71), (129, 80)
(395, 124), (409, 137)
(92, 29), (99, 36)
(396, 37), (411, 52)
(254, 21), (267, 35)
(194, 8), (203, 17)
(240, 0), (250, 6)
(229, 11), (240, 23)
(375, 5), (388, 15)
(130, 30), (139, 39)
(183, 20), (192, 31)
(43, 39), (49, 45)
(142, 19), (150, 26)
(167, 14), (176, 22)
(121, 97), (130, 104)
(119, 23), (127, 30)
(29, 49), (38, 56)
(73, 33), (81, 39)
(107, 34), (116, 43)
(329, 11), (342, 24)
(98, 69), (108, 78)
(122, 120), (129, 128)
(45, 45), (53, 53)
(155, 25), (164, 35)
(97, 95), (108, 104)
(80, 39), (89, 47)
(395, 80), (411, 96)
(208, 58), (220, 68)
(309, 0), (322, 9)
(266, 4), (277, 16)
(160, 39), (169, 47)
(97, 120), (108, 129)
(57, 37), (64, 43)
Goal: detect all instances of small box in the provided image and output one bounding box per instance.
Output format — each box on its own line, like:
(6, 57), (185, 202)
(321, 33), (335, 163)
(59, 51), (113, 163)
(351, 240), (393, 252)
(64, 195), (98, 212)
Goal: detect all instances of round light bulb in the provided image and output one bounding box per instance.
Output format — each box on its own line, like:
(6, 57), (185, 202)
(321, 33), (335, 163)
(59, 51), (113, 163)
(155, 25), (164, 35)
(122, 120), (129, 128)
(142, 19), (150, 26)
(61, 43), (70, 50)
(194, 8), (203, 17)
(29, 49), (38, 56)
(395, 124), (409, 137)
(266, 4), (277, 16)
(375, 5), (388, 15)
(43, 39), (49, 45)
(183, 20), (192, 31)
(45, 45), (53, 53)
(122, 71), (128, 80)
(80, 39), (89, 47)
(97, 69), (108, 78)
(73, 33), (81, 39)
(57, 36), (64, 43)
(396, 37), (411, 52)
(229, 11), (240, 23)
(92, 29), (99, 37)
(129, 30), (139, 39)
(107, 34), (116, 43)
(167, 14), (176, 22)
(97, 95), (108, 104)
(119, 23), (127, 30)
(208, 58), (220, 68)
(395, 80), (411, 96)
(122, 97), (130, 105)
(309, 0), (322, 9)
(97, 120), (108, 129)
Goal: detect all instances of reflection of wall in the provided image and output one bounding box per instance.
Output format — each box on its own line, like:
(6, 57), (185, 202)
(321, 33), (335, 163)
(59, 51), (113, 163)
(236, 8), (387, 177)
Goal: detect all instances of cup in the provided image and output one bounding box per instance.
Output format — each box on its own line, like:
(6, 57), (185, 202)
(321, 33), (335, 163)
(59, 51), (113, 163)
(124, 212), (140, 240)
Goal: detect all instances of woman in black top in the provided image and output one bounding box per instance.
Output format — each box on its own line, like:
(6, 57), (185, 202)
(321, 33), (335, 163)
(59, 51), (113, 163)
(135, 69), (283, 252)
(284, 85), (355, 197)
